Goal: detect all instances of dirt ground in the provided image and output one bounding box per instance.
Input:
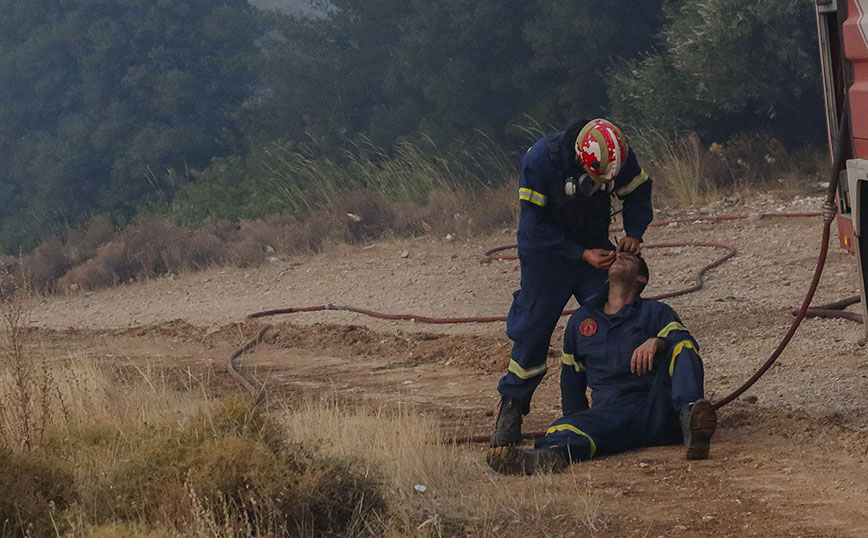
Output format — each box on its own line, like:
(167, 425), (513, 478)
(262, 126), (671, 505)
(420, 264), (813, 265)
(30, 190), (868, 537)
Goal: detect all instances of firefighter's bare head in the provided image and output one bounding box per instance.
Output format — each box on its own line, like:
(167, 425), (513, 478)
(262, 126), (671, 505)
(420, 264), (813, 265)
(609, 251), (649, 295)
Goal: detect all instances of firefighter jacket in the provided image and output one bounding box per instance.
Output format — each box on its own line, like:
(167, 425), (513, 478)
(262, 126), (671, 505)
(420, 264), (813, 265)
(560, 296), (699, 416)
(517, 129), (653, 262)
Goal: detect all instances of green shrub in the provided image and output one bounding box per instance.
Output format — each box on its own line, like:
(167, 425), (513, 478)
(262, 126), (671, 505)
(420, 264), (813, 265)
(609, 0), (822, 145)
(0, 448), (76, 538)
(84, 399), (386, 536)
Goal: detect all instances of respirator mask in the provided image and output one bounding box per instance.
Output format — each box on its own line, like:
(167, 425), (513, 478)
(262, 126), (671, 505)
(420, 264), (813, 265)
(565, 173), (614, 198)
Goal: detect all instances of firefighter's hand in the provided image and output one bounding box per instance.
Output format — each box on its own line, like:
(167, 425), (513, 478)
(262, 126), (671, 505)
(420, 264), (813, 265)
(616, 236), (641, 254)
(631, 338), (664, 376)
(582, 248), (615, 269)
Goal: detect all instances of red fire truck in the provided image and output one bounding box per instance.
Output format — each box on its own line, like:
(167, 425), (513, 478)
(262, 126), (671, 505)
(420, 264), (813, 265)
(816, 0), (868, 331)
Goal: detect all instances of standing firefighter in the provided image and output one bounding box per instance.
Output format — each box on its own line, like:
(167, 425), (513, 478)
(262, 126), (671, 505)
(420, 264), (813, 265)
(491, 118), (654, 447)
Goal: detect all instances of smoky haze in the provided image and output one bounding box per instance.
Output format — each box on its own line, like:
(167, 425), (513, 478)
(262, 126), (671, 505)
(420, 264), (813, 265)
(0, 0), (823, 255)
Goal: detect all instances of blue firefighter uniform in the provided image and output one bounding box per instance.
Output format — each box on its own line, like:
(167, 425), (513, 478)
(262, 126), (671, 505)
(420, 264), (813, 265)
(497, 126), (654, 413)
(536, 296), (705, 459)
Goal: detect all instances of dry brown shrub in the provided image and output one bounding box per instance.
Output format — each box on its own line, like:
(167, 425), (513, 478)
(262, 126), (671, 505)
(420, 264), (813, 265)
(391, 202), (428, 237)
(229, 212), (347, 266)
(57, 221), (217, 291)
(24, 181), (520, 294)
(336, 190), (397, 242)
(122, 221), (191, 276)
(19, 238), (73, 293)
(420, 190), (463, 233)
(58, 242), (126, 291)
(0, 262), (21, 297)
(227, 239), (267, 268)
(466, 183), (517, 234)
(297, 211), (347, 252)
(63, 215), (115, 256)
(237, 214), (301, 254)
(228, 216), (294, 267)
(205, 219), (242, 244)
(61, 215), (117, 267)
(187, 231), (226, 270)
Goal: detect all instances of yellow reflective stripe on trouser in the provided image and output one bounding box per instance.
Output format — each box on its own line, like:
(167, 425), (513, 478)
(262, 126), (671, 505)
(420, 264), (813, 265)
(657, 321), (687, 339)
(519, 187), (547, 207)
(669, 340), (697, 376)
(508, 359), (547, 380)
(546, 424), (597, 458)
(561, 352), (586, 373)
(616, 169), (650, 198)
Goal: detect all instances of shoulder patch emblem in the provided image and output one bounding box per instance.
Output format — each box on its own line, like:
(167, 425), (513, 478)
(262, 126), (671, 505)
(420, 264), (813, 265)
(580, 318), (597, 337)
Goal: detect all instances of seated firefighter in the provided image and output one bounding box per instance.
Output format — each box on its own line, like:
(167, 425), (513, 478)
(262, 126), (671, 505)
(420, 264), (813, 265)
(487, 252), (717, 475)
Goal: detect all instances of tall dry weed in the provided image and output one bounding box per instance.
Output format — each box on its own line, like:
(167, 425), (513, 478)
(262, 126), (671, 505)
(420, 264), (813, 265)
(0, 283), (54, 452)
(632, 128), (708, 207)
(279, 394), (607, 537)
(281, 395), (472, 496)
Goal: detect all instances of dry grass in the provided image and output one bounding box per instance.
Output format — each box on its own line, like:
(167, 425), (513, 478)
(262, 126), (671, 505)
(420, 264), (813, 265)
(631, 128), (825, 209)
(281, 396), (472, 496)
(0, 296), (605, 538)
(0, 291), (208, 452)
(634, 130), (709, 207)
(280, 394), (606, 537)
(0, 288), (387, 537)
(655, 133), (708, 207)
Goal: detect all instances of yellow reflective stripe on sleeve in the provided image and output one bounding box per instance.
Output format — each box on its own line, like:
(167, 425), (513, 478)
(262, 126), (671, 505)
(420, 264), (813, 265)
(616, 169), (650, 198)
(519, 187), (547, 207)
(546, 424), (597, 457)
(561, 352), (586, 373)
(508, 359), (547, 380)
(657, 321), (687, 339)
(669, 340), (697, 376)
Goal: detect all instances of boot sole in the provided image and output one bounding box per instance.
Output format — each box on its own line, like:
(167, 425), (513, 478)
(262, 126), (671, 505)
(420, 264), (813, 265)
(686, 399), (717, 460)
(486, 446), (567, 475)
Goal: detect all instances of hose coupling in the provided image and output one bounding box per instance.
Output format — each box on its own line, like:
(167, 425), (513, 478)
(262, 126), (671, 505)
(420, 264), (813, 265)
(822, 200), (838, 224)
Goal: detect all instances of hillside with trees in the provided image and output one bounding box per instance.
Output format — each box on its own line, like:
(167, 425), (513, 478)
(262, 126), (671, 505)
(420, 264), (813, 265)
(0, 0), (823, 257)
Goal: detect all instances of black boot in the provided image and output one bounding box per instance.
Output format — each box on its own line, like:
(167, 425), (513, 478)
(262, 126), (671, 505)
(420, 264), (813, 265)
(490, 395), (523, 447)
(680, 399), (718, 460)
(487, 446), (568, 475)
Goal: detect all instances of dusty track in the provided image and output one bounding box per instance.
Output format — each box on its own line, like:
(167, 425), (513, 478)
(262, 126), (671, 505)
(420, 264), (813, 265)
(30, 192), (868, 537)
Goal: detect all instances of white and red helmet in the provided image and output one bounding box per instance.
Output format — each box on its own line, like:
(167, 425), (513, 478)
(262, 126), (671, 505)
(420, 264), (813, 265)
(575, 119), (628, 183)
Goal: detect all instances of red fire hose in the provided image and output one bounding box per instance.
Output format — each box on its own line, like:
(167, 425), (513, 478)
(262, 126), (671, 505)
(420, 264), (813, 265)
(228, 210), (858, 409)
(794, 295), (863, 323)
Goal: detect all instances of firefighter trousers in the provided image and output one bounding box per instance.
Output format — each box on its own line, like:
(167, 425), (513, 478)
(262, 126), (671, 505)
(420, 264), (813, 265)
(535, 346), (704, 460)
(497, 253), (608, 414)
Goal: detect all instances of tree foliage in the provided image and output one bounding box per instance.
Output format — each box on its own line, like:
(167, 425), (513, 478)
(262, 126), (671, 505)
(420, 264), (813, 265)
(253, 0), (664, 149)
(0, 0), (825, 253)
(608, 0), (823, 143)
(0, 0), (259, 251)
